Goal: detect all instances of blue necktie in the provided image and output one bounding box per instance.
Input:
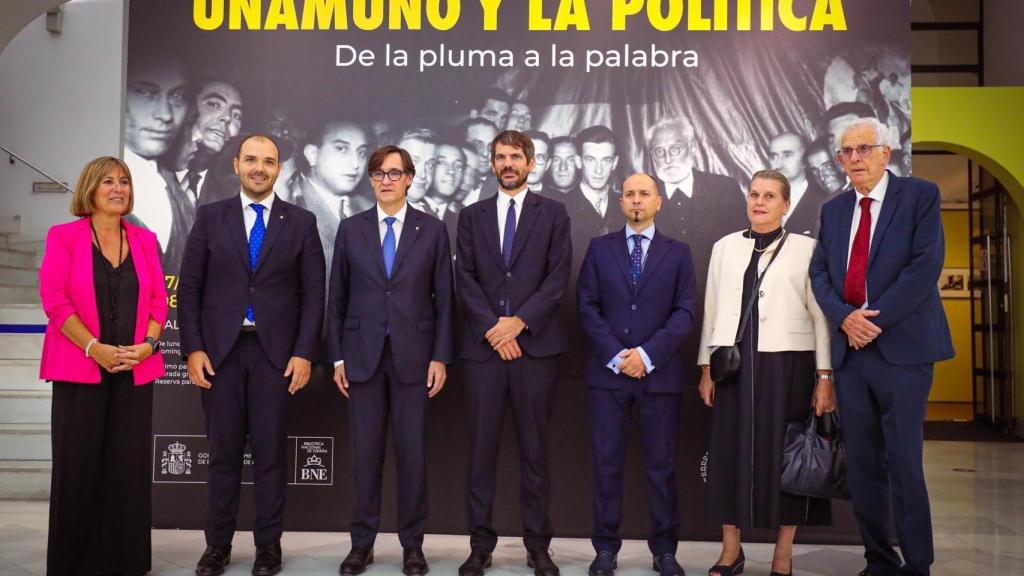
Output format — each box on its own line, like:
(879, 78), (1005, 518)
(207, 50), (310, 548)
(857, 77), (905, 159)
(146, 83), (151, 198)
(502, 198), (516, 268)
(383, 216), (397, 279)
(630, 234), (644, 292)
(247, 203), (266, 323)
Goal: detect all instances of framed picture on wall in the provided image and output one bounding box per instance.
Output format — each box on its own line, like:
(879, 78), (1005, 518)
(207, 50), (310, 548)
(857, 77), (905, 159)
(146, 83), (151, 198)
(938, 268), (970, 298)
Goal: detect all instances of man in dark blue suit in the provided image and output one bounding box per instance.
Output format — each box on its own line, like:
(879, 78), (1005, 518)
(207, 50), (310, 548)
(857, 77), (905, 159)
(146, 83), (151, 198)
(455, 130), (571, 576)
(577, 173), (696, 576)
(810, 118), (954, 576)
(328, 145), (455, 576)
(179, 134), (326, 576)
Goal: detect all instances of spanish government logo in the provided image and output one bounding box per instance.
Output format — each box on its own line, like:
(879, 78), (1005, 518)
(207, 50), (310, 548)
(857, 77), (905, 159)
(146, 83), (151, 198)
(160, 441), (193, 476)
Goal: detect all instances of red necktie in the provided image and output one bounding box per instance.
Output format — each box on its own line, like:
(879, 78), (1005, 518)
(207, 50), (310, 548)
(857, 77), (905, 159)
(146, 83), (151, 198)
(844, 196), (873, 308)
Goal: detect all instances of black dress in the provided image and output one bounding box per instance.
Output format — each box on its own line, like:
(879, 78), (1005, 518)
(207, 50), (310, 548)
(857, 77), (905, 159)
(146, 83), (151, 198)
(47, 242), (153, 576)
(706, 228), (831, 529)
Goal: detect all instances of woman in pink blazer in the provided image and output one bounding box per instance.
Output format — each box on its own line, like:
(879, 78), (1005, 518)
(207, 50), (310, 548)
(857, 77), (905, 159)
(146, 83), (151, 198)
(39, 156), (168, 576)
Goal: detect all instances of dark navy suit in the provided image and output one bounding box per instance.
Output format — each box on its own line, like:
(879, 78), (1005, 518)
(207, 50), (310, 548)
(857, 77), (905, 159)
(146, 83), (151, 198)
(810, 172), (953, 576)
(576, 227), (696, 556)
(178, 193), (325, 547)
(455, 191), (571, 552)
(327, 204), (454, 549)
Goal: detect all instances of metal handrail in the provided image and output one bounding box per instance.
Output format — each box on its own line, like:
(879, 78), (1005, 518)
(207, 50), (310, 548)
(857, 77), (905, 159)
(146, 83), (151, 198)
(1, 144), (74, 193)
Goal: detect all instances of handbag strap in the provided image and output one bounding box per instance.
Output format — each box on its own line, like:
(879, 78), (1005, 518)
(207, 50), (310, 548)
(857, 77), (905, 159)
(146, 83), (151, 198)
(734, 231), (788, 344)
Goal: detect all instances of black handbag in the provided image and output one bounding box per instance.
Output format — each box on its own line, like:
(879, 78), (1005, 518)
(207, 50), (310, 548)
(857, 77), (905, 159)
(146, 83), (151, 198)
(709, 232), (788, 383)
(780, 411), (849, 500)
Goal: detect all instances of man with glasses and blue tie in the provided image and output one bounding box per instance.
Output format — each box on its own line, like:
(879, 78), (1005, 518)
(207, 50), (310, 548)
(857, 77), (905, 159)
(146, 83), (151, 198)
(179, 133), (325, 576)
(810, 117), (953, 576)
(576, 173), (696, 576)
(455, 130), (571, 576)
(327, 145), (455, 576)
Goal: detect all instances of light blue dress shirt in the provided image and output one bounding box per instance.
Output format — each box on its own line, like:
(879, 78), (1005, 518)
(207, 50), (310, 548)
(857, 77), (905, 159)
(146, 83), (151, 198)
(607, 224), (656, 375)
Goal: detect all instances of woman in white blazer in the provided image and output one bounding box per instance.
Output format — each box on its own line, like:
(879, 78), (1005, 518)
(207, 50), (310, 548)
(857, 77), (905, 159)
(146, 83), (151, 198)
(698, 170), (835, 576)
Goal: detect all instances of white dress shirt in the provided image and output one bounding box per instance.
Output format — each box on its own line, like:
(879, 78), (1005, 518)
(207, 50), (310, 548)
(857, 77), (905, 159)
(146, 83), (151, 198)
(124, 149), (172, 251)
(661, 168), (695, 200)
(377, 202), (408, 246)
(846, 172), (888, 306)
(783, 178), (808, 225)
(496, 189), (528, 248)
(309, 177), (350, 219)
(579, 182), (610, 216)
(241, 191), (275, 326)
(175, 167), (208, 205)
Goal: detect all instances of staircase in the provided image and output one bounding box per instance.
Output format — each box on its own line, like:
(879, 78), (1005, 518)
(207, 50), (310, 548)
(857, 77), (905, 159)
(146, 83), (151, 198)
(0, 229), (50, 499)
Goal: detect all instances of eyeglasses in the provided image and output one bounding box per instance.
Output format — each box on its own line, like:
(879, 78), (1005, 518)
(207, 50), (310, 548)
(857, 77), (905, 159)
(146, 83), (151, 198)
(370, 170), (406, 182)
(836, 144), (884, 161)
(652, 145), (686, 160)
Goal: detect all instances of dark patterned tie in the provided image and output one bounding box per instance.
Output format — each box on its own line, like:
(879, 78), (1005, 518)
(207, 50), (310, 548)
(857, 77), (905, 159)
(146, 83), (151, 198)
(502, 198), (516, 268)
(247, 203), (266, 323)
(630, 233), (644, 292)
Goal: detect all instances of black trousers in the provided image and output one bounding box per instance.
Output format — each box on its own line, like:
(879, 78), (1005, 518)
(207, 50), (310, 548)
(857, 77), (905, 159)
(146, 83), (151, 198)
(463, 353), (559, 552)
(589, 383), (680, 556)
(836, 345), (934, 576)
(348, 341), (429, 549)
(201, 332), (289, 546)
(48, 375), (152, 576)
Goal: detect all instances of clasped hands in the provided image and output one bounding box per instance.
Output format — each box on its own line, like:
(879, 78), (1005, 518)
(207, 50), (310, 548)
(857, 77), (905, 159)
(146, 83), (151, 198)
(486, 316), (527, 361)
(842, 308), (882, 349)
(188, 351), (312, 395)
(617, 348), (647, 379)
(89, 341), (153, 373)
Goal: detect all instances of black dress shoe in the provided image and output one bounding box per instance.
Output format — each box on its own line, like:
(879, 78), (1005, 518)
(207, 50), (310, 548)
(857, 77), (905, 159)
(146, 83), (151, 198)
(588, 550), (617, 576)
(252, 543), (282, 576)
(458, 548), (492, 576)
(195, 544), (231, 576)
(339, 547), (374, 575)
(652, 553), (685, 576)
(527, 549), (560, 576)
(402, 546), (429, 575)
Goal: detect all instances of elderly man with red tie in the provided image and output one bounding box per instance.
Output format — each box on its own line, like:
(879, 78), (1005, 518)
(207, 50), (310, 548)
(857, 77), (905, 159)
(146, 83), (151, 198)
(810, 117), (954, 576)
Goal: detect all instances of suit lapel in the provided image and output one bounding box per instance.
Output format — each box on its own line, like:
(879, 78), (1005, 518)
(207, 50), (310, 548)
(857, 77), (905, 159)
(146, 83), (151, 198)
(360, 210), (388, 279)
(868, 173), (902, 268)
(610, 229), (633, 291)
(636, 231), (671, 294)
(228, 197), (251, 272)
(479, 195), (504, 268)
(834, 190), (856, 288)
(508, 192), (539, 268)
(393, 207), (423, 277)
(255, 195), (288, 273)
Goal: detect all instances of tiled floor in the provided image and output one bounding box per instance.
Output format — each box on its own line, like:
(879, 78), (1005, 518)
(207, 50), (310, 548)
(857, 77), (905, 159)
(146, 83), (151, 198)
(1, 441), (1021, 575)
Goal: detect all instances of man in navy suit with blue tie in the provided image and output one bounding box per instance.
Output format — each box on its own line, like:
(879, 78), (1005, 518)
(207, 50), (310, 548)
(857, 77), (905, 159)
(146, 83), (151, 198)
(577, 173), (696, 576)
(810, 118), (954, 576)
(179, 134), (326, 576)
(328, 145), (455, 576)
(456, 130), (571, 576)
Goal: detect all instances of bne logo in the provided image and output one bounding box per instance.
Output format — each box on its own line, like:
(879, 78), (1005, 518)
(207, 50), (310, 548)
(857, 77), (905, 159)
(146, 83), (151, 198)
(301, 455), (327, 481)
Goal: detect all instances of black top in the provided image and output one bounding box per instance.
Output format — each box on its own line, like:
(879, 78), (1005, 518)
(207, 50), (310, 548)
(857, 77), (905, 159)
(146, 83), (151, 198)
(93, 244), (139, 348)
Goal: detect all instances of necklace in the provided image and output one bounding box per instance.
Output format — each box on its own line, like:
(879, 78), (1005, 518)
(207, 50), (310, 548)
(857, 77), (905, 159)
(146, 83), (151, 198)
(91, 219), (125, 342)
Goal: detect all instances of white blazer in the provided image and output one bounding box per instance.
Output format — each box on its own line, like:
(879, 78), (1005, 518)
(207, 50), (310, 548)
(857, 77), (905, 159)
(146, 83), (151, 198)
(697, 230), (831, 369)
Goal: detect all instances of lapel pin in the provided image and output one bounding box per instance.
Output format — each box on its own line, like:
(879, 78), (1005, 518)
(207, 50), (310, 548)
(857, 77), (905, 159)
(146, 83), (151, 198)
(415, 226), (420, 231)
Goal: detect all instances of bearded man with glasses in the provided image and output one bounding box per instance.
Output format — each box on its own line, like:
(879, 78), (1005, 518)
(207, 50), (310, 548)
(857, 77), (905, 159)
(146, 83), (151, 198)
(643, 116), (747, 299)
(810, 117), (953, 576)
(328, 144), (455, 576)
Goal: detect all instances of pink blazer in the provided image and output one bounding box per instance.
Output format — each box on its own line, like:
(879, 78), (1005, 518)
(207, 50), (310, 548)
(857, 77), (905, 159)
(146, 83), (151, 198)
(39, 218), (169, 385)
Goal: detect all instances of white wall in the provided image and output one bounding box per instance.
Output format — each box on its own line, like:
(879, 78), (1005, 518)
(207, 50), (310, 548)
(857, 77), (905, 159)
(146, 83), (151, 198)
(0, 0), (125, 239)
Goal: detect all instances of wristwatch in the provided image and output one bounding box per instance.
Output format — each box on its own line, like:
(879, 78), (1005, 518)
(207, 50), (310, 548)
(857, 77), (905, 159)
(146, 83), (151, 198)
(144, 336), (161, 354)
